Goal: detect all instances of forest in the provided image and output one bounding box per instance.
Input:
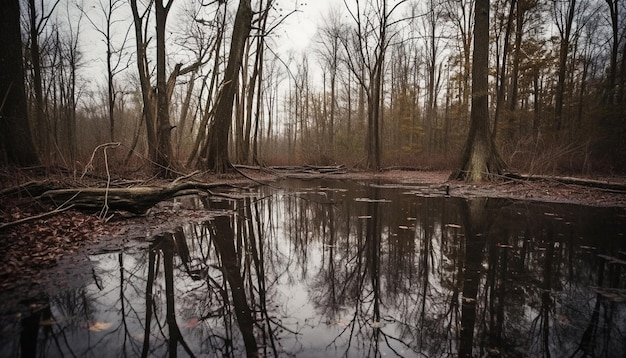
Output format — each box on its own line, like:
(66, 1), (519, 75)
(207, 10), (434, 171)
(1, 0), (625, 179)
(1, 1), (626, 356)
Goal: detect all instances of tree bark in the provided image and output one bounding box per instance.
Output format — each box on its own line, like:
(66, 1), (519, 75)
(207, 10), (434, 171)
(154, 0), (176, 178)
(509, 1), (527, 119)
(492, 0), (516, 141)
(201, 0), (253, 173)
(130, 0), (158, 167)
(554, 0), (576, 131)
(604, 0), (619, 105)
(187, 8), (226, 166)
(0, 0), (39, 166)
(27, 0), (48, 157)
(451, 0), (506, 182)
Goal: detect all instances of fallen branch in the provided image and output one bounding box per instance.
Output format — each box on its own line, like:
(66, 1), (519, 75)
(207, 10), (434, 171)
(0, 179), (57, 197)
(80, 142), (121, 179)
(0, 205), (74, 231)
(258, 165), (349, 178)
(505, 173), (626, 192)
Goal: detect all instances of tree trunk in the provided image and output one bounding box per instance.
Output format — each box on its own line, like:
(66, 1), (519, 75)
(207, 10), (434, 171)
(244, 28), (265, 164)
(67, 25), (80, 162)
(252, 9), (267, 165)
(554, 0), (576, 131)
(492, 0), (516, 141)
(329, 46), (336, 161)
(201, 0), (253, 173)
(532, 70), (540, 140)
(154, 0), (176, 178)
(176, 71), (196, 156)
(507, 0), (526, 138)
(107, 39), (116, 142)
(130, 0), (158, 167)
(451, 0), (506, 182)
(187, 10), (226, 166)
(28, 0), (48, 157)
(604, 0), (619, 105)
(425, 1), (439, 154)
(0, 0), (39, 166)
(370, 62), (383, 170)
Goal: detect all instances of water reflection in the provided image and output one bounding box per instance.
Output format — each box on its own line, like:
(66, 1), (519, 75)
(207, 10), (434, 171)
(2, 179), (625, 357)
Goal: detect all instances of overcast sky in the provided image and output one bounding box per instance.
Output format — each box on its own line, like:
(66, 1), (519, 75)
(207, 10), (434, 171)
(274, 0), (338, 53)
(68, 0), (340, 87)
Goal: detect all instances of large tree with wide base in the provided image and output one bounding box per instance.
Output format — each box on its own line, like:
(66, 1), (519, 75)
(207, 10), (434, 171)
(201, 0), (253, 173)
(0, 0), (39, 167)
(450, 0), (506, 181)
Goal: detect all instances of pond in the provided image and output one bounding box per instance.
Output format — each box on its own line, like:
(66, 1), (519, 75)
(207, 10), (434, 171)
(1, 179), (625, 357)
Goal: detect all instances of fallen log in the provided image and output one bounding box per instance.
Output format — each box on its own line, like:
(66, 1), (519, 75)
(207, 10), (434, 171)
(505, 173), (626, 192)
(39, 181), (229, 215)
(0, 179), (58, 197)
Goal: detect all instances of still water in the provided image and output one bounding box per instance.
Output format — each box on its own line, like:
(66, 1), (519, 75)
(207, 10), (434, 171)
(1, 179), (625, 357)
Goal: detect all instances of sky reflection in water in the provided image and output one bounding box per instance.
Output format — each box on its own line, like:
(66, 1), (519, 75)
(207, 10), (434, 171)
(2, 179), (626, 357)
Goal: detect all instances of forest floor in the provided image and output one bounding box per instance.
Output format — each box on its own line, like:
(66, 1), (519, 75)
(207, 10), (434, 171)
(1, 168), (626, 314)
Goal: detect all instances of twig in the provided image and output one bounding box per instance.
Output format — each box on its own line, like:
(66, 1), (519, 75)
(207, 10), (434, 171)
(230, 163), (281, 189)
(78, 142), (120, 218)
(99, 142), (117, 219)
(0, 205), (75, 231)
(80, 142), (121, 179)
(172, 170), (201, 185)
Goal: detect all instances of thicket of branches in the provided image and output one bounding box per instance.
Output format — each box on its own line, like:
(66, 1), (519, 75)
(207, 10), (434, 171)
(5, 0), (626, 176)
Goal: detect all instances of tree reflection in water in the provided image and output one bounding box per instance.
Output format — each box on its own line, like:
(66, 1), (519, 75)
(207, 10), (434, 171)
(2, 179), (625, 357)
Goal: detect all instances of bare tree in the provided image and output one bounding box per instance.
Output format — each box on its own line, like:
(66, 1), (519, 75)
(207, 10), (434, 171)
(130, 0), (178, 178)
(342, 0), (408, 170)
(443, 0), (474, 124)
(603, 0), (618, 105)
(451, 0), (506, 181)
(317, 5), (346, 161)
(171, 2), (218, 158)
(422, 0), (445, 154)
(0, 0), (39, 166)
(553, 0), (578, 131)
(507, 0), (537, 138)
(53, 14), (83, 162)
(201, 0), (253, 173)
(235, 0), (268, 164)
(492, 0), (517, 140)
(26, 0), (61, 158)
(130, 0), (157, 169)
(186, 4), (228, 167)
(80, 0), (131, 142)
(154, 0), (176, 177)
